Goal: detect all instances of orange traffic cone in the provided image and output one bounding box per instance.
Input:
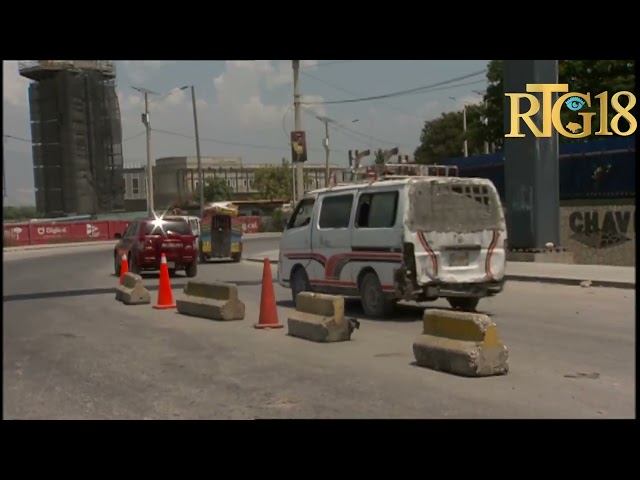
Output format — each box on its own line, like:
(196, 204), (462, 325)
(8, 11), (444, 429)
(254, 257), (282, 329)
(153, 253), (176, 309)
(119, 252), (129, 284)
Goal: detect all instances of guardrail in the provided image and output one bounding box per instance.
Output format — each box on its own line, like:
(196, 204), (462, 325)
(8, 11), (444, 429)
(3, 216), (262, 247)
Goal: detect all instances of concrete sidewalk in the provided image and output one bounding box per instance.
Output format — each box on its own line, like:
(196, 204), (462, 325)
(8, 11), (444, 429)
(246, 250), (635, 289)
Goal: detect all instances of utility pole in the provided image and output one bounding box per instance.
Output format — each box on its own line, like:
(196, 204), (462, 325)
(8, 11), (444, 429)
(3, 136), (6, 198)
(323, 119), (330, 187)
(292, 60), (304, 204)
(190, 85), (204, 218)
(473, 90), (490, 154)
(463, 105), (468, 158)
(133, 85), (158, 217)
(144, 93), (154, 215)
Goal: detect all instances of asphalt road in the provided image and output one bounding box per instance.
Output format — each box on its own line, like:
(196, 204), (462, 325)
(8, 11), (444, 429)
(3, 239), (635, 419)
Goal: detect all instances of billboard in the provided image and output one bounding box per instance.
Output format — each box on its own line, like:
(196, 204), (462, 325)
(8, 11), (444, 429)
(290, 131), (308, 163)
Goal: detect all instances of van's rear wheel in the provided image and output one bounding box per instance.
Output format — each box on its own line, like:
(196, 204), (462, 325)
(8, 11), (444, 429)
(291, 267), (311, 306)
(447, 297), (480, 312)
(360, 271), (394, 318)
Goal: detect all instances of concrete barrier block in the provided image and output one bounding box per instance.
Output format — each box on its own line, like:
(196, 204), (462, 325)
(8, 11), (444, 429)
(115, 273), (151, 305)
(412, 308), (509, 377)
(287, 292), (358, 343)
(176, 281), (245, 321)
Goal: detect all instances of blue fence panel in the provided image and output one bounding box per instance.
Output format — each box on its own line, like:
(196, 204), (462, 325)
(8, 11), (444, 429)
(439, 137), (635, 200)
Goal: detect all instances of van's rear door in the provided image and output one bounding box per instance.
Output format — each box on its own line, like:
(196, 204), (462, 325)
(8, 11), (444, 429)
(406, 178), (506, 285)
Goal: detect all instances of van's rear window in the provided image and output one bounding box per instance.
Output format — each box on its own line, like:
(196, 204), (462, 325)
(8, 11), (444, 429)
(407, 179), (503, 233)
(145, 221), (192, 236)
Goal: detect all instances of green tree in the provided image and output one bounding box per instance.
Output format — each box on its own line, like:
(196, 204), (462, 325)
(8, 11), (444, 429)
(483, 59), (635, 147)
(3, 205), (37, 221)
(253, 160), (293, 201)
(414, 104), (486, 164)
(202, 177), (233, 202)
(374, 150), (385, 165)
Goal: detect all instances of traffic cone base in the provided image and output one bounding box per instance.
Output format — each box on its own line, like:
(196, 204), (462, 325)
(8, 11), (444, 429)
(254, 323), (283, 329)
(119, 252), (129, 284)
(254, 257), (282, 329)
(154, 253), (176, 309)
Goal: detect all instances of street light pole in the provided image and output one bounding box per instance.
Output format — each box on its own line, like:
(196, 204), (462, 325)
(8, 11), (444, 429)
(188, 85), (204, 218)
(323, 119), (330, 187)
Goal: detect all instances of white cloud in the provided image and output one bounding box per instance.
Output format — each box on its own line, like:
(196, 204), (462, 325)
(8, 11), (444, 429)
(265, 60), (319, 89)
(2, 60), (31, 107)
(213, 60), (322, 127)
(122, 60), (177, 83)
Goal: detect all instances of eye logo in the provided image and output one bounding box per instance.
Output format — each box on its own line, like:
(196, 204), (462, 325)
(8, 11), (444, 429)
(565, 96), (586, 112)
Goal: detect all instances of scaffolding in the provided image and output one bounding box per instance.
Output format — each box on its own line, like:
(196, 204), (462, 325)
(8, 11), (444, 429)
(21, 61), (124, 216)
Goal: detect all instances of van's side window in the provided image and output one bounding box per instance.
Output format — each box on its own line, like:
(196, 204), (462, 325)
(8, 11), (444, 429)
(356, 191), (398, 228)
(286, 198), (316, 229)
(319, 194), (354, 229)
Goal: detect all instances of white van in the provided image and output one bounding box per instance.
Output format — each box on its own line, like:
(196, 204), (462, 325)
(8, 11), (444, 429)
(277, 164), (507, 318)
(175, 215), (201, 238)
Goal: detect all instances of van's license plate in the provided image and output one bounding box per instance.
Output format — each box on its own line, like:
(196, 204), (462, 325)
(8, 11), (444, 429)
(449, 252), (469, 267)
(167, 262), (176, 269)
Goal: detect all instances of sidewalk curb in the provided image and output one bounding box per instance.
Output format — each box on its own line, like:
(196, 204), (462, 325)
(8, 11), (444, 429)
(245, 257), (635, 290)
(3, 232), (282, 253)
(246, 257), (279, 264)
(505, 275), (635, 290)
(3, 241), (116, 253)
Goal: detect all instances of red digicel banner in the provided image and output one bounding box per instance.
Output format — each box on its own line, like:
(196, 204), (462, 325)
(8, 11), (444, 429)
(3, 216), (262, 247)
(232, 216), (260, 234)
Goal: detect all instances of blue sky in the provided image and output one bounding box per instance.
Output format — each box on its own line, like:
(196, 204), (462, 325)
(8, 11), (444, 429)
(3, 60), (490, 206)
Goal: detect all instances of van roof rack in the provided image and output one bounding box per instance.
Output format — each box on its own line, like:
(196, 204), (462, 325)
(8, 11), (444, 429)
(381, 163), (459, 177)
(337, 163), (459, 185)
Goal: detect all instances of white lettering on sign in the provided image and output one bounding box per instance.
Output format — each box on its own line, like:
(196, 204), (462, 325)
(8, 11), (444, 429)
(37, 226), (67, 236)
(11, 227), (23, 240)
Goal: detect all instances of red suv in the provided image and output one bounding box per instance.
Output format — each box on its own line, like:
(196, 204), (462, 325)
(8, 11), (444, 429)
(114, 217), (198, 277)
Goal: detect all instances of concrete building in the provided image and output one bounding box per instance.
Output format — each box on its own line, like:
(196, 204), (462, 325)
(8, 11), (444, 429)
(19, 60), (124, 216)
(122, 156), (345, 211)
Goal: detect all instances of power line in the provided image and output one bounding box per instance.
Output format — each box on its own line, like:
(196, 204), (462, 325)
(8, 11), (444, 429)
(301, 69), (487, 105)
(123, 131), (145, 142)
(151, 127), (340, 154)
(3, 134), (31, 143)
(301, 70), (429, 121)
(6, 132), (146, 144)
(301, 107), (409, 149)
(306, 60), (358, 69)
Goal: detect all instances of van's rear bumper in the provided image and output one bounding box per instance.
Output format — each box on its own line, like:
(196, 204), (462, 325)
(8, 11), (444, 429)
(417, 278), (506, 299)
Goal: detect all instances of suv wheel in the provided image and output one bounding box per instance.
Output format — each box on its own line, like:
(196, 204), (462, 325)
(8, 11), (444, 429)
(129, 254), (141, 274)
(185, 261), (198, 278)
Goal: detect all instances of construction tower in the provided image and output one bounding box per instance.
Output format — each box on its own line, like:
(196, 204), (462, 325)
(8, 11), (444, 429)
(19, 60), (125, 216)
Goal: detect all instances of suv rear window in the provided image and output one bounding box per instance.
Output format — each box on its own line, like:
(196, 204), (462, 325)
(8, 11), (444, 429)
(145, 220), (192, 236)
